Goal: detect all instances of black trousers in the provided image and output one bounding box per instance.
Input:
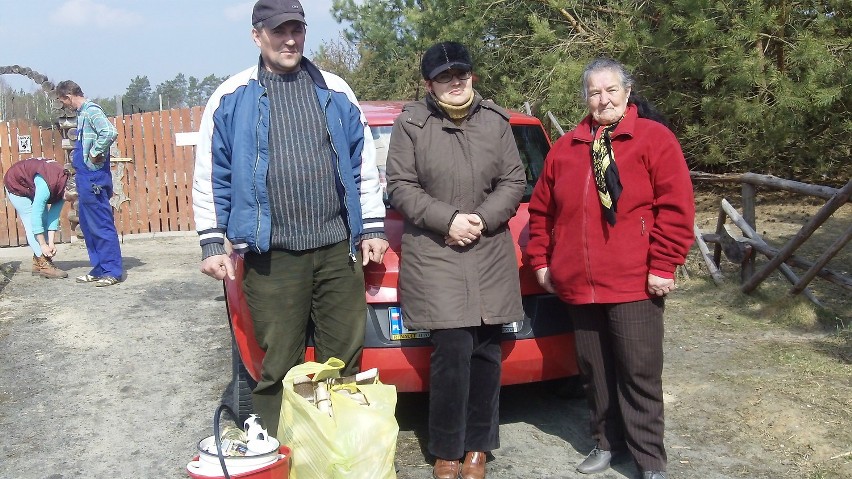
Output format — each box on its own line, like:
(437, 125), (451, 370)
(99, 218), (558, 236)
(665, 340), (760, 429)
(569, 298), (667, 472)
(428, 325), (503, 459)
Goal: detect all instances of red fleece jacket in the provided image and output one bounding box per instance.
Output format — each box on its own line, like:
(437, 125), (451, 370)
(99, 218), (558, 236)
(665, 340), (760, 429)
(527, 105), (695, 305)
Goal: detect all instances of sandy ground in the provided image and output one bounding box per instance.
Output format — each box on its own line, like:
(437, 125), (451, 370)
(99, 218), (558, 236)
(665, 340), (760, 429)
(0, 205), (849, 479)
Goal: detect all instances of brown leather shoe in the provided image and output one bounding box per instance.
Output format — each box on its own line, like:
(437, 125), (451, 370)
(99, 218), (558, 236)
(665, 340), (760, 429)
(433, 458), (461, 479)
(460, 451), (487, 479)
(31, 255), (68, 279)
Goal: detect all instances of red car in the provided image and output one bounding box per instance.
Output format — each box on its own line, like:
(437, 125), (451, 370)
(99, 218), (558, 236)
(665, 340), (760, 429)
(225, 101), (577, 415)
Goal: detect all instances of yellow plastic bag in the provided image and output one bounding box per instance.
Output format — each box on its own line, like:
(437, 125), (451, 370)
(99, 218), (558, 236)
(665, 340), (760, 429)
(277, 358), (398, 479)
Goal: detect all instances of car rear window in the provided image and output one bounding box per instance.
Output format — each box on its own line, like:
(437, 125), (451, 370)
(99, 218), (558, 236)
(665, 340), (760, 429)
(371, 125), (393, 202)
(512, 125), (550, 201)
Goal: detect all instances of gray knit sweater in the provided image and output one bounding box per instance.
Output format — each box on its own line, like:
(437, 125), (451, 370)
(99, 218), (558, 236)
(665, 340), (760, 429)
(261, 68), (348, 251)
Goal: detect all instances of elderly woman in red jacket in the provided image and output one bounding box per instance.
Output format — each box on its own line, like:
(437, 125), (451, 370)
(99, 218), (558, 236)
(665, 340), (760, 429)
(527, 58), (695, 479)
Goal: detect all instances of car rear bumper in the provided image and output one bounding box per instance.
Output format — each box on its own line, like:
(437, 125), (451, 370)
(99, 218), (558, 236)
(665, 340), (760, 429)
(354, 299), (578, 391)
(356, 333), (578, 392)
(248, 333), (578, 393)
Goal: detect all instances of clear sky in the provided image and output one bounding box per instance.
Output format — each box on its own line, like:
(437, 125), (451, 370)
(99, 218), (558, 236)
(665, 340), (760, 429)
(0, 0), (349, 98)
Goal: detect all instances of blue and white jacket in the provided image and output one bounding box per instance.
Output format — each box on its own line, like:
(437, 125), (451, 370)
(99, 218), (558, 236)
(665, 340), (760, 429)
(193, 58), (385, 258)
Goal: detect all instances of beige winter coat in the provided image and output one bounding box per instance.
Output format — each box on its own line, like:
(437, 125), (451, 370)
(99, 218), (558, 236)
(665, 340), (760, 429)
(386, 94), (525, 330)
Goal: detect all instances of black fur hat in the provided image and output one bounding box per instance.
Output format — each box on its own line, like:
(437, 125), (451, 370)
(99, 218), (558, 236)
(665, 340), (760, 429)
(420, 42), (473, 80)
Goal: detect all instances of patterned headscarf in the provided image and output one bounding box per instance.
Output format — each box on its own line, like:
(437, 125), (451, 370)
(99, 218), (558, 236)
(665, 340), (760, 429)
(591, 121), (623, 226)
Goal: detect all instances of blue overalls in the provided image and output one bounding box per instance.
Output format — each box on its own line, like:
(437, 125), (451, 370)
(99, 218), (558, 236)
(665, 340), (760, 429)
(72, 125), (123, 279)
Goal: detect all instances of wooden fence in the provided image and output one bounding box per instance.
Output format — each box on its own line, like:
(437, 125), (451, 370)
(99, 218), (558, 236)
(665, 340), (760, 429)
(0, 106), (203, 247)
(691, 172), (851, 306)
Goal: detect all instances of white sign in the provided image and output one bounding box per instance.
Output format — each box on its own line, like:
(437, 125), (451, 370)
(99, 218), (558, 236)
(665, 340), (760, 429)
(175, 131), (200, 146)
(17, 135), (32, 154)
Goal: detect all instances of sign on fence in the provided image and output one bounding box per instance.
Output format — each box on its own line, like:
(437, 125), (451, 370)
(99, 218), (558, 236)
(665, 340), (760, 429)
(17, 134), (32, 154)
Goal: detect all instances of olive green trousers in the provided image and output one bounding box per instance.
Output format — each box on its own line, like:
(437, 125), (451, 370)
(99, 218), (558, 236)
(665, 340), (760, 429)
(242, 240), (366, 436)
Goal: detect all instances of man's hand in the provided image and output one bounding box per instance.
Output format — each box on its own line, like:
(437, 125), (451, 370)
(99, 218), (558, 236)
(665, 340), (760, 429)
(647, 273), (675, 296)
(445, 213), (484, 246)
(90, 153), (105, 165)
(361, 238), (389, 266)
(201, 254), (235, 280)
(535, 267), (555, 294)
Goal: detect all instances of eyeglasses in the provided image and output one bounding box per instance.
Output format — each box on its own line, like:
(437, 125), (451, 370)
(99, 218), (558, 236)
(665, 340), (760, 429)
(432, 70), (472, 83)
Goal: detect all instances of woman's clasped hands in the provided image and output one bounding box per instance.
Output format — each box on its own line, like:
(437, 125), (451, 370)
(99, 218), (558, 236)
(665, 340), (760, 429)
(445, 213), (484, 247)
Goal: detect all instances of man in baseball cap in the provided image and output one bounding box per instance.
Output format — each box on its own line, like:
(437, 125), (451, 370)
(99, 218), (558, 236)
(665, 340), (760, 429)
(193, 0), (388, 439)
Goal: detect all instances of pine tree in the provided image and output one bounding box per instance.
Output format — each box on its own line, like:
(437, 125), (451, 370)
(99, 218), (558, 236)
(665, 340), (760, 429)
(124, 75), (154, 113)
(329, 0), (850, 179)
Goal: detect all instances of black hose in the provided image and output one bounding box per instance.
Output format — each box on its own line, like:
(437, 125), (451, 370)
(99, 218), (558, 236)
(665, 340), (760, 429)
(213, 403), (239, 479)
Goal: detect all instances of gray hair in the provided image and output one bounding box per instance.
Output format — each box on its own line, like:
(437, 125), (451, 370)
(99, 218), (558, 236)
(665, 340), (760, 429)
(581, 58), (635, 101)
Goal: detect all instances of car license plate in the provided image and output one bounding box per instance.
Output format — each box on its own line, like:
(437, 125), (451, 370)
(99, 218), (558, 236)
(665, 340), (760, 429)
(389, 307), (521, 339)
(388, 306), (430, 340)
(501, 321), (521, 333)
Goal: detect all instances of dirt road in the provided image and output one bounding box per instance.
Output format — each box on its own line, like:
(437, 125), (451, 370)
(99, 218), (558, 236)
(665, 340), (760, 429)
(0, 227), (849, 478)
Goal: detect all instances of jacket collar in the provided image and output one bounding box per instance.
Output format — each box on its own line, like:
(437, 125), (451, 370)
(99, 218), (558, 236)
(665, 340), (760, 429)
(253, 55), (328, 89)
(403, 91), (489, 128)
(573, 103), (638, 143)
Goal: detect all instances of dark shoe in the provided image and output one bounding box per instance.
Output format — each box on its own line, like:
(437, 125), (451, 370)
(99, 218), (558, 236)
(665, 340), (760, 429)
(643, 472), (668, 479)
(576, 446), (612, 474)
(460, 451), (486, 479)
(433, 458), (461, 479)
(94, 276), (120, 287)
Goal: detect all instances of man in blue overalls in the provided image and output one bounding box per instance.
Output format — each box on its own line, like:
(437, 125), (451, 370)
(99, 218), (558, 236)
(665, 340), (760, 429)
(57, 80), (123, 287)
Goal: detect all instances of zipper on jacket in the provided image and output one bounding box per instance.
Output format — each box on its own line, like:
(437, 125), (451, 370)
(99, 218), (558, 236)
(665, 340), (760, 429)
(321, 92), (356, 262)
(582, 169), (596, 302)
(641, 216), (646, 236)
(253, 88), (266, 251)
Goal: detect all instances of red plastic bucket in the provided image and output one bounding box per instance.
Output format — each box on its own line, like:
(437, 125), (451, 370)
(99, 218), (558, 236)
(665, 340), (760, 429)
(186, 445), (290, 479)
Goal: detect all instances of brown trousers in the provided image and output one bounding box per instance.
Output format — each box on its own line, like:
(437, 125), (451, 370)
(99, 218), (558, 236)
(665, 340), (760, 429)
(569, 298), (667, 472)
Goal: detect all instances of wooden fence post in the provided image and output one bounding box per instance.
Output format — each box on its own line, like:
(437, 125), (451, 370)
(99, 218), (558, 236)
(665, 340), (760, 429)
(712, 208), (726, 267)
(741, 182), (757, 282)
(789, 225), (852, 295)
(546, 111), (564, 137)
(694, 223), (724, 285)
(742, 179), (852, 295)
(720, 199), (821, 306)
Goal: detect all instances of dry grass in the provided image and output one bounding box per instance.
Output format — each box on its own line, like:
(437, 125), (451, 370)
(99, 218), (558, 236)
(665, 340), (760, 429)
(673, 185), (852, 478)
